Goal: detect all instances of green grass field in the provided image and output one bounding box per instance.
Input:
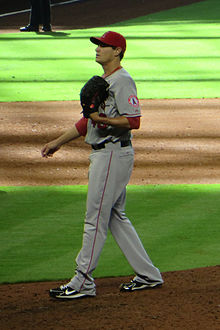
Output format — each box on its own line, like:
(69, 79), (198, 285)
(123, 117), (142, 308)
(0, 185), (219, 284)
(1, 0), (220, 101)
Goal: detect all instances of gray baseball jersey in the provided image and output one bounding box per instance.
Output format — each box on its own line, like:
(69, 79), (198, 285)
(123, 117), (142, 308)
(85, 67), (141, 145)
(68, 67), (163, 295)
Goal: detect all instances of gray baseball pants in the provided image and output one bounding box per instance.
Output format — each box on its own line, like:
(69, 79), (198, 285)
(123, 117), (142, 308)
(68, 141), (163, 294)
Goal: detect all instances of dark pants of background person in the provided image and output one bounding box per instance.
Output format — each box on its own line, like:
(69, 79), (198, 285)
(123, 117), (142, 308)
(29, 0), (51, 28)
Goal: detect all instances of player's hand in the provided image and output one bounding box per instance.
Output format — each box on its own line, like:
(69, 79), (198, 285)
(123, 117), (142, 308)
(41, 141), (60, 158)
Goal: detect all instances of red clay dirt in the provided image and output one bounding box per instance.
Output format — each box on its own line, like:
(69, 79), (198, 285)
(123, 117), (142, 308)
(1, 266), (220, 330)
(0, 1), (220, 329)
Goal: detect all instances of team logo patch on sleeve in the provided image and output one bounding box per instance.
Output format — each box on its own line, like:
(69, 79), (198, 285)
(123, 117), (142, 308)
(128, 95), (139, 108)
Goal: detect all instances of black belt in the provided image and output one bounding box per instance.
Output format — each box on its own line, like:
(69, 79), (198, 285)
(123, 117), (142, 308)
(92, 140), (131, 150)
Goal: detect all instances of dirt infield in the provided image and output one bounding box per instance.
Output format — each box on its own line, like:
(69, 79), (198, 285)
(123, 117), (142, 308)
(1, 98), (220, 186)
(1, 1), (220, 329)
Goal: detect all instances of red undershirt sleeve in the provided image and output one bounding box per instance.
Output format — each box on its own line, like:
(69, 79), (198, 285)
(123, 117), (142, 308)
(75, 117), (88, 136)
(127, 116), (140, 129)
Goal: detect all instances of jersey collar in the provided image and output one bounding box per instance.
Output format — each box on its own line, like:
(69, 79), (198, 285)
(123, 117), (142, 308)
(102, 66), (122, 79)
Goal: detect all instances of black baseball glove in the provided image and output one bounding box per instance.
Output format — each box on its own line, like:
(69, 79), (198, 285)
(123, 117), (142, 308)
(80, 76), (110, 118)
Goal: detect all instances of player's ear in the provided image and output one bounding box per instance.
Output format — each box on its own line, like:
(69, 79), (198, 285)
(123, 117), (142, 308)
(114, 47), (123, 57)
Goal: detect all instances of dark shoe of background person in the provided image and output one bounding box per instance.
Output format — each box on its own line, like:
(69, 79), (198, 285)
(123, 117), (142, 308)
(20, 25), (39, 32)
(42, 25), (52, 32)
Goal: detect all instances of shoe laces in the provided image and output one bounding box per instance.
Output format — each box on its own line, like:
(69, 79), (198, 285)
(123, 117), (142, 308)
(60, 284), (69, 290)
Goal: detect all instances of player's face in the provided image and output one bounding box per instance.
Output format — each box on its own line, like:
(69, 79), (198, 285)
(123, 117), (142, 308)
(95, 44), (116, 65)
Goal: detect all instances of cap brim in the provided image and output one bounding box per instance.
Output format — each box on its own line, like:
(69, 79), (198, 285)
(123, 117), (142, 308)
(90, 37), (102, 45)
(90, 37), (113, 47)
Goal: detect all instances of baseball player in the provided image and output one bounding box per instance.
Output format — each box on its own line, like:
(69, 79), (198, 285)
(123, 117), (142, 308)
(41, 31), (163, 299)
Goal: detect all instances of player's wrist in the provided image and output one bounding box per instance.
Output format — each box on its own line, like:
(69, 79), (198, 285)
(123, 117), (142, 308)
(98, 116), (109, 125)
(90, 112), (105, 123)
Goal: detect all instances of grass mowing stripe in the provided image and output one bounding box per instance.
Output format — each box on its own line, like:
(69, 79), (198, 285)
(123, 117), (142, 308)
(0, 184), (219, 283)
(0, 186), (87, 283)
(124, 185), (220, 272)
(1, 0), (220, 101)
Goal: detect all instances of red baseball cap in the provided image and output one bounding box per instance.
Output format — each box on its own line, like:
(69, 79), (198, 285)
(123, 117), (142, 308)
(90, 31), (126, 53)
